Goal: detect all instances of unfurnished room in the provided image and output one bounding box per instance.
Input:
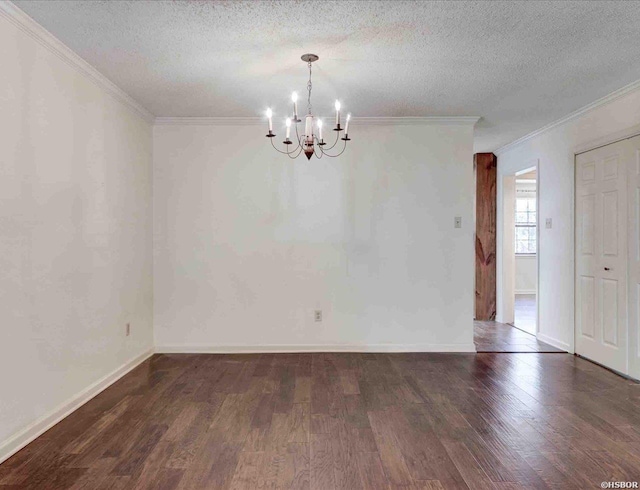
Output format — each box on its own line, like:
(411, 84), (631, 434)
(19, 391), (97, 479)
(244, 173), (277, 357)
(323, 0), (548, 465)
(2, 1), (640, 488)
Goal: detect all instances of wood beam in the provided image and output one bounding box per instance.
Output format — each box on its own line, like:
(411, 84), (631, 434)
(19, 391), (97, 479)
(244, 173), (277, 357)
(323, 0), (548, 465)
(475, 153), (497, 320)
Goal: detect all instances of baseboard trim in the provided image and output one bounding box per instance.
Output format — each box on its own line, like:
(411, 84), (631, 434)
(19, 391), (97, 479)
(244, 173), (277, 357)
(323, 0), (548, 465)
(537, 333), (569, 352)
(0, 348), (154, 465)
(155, 343), (477, 354)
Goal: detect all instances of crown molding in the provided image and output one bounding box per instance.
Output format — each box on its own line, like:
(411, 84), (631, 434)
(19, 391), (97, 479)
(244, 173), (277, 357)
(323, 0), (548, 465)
(352, 116), (480, 126)
(155, 117), (266, 126)
(154, 116), (480, 127)
(0, 1), (155, 123)
(495, 78), (640, 155)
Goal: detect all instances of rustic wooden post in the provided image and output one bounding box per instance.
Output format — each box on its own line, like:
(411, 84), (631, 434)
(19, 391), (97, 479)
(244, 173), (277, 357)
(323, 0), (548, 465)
(475, 153), (497, 320)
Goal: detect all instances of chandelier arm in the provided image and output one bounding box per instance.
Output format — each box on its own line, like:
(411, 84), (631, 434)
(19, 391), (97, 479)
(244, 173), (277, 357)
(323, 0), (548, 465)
(270, 137), (294, 155)
(318, 139), (348, 158)
(285, 134), (304, 159)
(287, 141), (304, 159)
(295, 119), (306, 151)
(323, 129), (341, 151)
(291, 132), (303, 153)
(312, 136), (323, 159)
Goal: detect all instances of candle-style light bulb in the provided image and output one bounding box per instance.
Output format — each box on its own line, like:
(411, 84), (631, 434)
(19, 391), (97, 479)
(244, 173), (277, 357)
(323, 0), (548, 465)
(292, 92), (298, 119)
(345, 113), (351, 136)
(286, 117), (291, 139)
(266, 108), (273, 132)
(334, 100), (341, 127)
(317, 119), (323, 141)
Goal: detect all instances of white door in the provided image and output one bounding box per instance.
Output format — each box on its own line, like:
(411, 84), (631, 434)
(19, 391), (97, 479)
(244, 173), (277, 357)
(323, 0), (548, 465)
(626, 135), (640, 379)
(575, 140), (628, 374)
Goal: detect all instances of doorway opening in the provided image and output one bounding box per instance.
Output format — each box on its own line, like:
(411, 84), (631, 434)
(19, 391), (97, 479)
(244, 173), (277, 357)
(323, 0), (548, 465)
(474, 159), (562, 353)
(512, 168), (537, 335)
(474, 161), (564, 353)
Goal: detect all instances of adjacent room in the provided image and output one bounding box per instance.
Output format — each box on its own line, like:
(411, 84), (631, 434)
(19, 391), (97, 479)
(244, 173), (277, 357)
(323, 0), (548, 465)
(513, 168), (537, 335)
(2, 1), (640, 488)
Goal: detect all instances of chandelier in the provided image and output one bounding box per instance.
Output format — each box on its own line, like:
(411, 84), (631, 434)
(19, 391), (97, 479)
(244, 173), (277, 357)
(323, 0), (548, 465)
(266, 54), (351, 160)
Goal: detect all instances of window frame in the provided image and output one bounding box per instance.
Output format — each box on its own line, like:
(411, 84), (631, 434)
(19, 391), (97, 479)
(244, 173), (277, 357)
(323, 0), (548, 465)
(515, 195), (537, 256)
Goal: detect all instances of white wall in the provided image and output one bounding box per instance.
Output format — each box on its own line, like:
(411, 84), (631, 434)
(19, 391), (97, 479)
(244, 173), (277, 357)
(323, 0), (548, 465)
(515, 256), (536, 294)
(496, 82), (640, 352)
(0, 8), (154, 460)
(153, 121), (476, 352)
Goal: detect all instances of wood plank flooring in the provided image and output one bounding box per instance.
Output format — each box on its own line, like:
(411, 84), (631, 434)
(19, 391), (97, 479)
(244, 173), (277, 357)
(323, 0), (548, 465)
(474, 320), (564, 353)
(2, 352), (640, 489)
(513, 294), (537, 335)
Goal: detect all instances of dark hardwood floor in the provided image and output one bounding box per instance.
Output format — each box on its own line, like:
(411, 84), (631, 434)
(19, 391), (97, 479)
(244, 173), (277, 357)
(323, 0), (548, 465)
(474, 320), (564, 353)
(2, 352), (640, 489)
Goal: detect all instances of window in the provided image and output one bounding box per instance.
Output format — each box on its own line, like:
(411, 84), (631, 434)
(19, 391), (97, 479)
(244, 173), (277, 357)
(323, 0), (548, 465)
(515, 197), (536, 254)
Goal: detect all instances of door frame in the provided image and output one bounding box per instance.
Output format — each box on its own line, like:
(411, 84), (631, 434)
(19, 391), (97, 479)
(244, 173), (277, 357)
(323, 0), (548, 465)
(497, 158), (540, 338)
(572, 123), (640, 358)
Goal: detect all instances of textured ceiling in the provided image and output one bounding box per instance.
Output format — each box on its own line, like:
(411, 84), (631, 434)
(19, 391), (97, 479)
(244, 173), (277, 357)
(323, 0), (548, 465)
(13, 0), (640, 151)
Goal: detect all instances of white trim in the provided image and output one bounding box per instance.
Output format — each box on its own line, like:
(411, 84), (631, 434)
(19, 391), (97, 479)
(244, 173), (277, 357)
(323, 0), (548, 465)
(535, 161), (541, 338)
(573, 124), (640, 156)
(495, 79), (640, 155)
(537, 333), (569, 352)
(154, 116), (480, 127)
(155, 343), (477, 354)
(0, 1), (154, 123)
(0, 348), (154, 465)
(155, 117), (266, 126)
(497, 158), (539, 326)
(515, 289), (536, 295)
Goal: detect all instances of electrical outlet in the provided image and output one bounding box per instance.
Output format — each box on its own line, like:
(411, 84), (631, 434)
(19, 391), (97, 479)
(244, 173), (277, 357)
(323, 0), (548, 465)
(454, 216), (462, 228)
(314, 310), (322, 322)
(126, 323), (131, 336)
(545, 218), (552, 229)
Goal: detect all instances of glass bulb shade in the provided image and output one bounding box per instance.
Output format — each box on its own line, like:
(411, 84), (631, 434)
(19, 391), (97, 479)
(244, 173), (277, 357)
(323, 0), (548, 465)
(266, 108), (273, 118)
(335, 101), (341, 111)
(291, 92), (298, 102)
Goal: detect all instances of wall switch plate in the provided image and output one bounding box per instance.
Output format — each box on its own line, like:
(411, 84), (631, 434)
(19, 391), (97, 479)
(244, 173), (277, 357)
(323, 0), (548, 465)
(314, 310), (322, 322)
(126, 323), (131, 336)
(545, 218), (552, 229)
(454, 217), (462, 228)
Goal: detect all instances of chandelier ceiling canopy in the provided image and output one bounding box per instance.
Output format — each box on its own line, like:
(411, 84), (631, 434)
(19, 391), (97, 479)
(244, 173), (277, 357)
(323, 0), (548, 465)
(266, 54), (351, 160)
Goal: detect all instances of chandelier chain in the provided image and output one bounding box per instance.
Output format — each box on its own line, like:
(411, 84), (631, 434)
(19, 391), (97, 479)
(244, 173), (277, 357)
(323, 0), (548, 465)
(307, 61), (312, 114)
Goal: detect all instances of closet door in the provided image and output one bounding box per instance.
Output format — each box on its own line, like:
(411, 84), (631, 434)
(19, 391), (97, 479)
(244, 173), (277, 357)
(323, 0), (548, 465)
(575, 140), (628, 374)
(627, 135), (640, 379)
